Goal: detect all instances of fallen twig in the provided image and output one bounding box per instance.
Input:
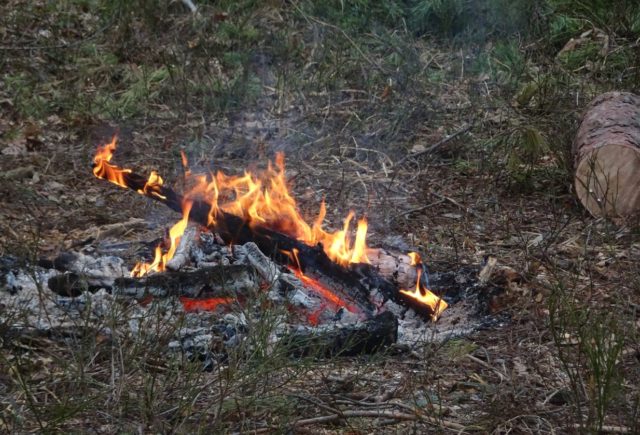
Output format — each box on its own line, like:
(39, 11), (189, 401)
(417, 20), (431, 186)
(428, 190), (481, 218)
(290, 409), (466, 431)
(570, 424), (633, 434)
(393, 199), (446, 220)
(393, 124), (473, 168)
(465, 354), (508, 382)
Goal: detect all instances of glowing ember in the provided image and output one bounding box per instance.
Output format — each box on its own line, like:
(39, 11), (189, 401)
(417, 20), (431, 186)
(180, 296), (233, 312)
(286, 248), (358, 317)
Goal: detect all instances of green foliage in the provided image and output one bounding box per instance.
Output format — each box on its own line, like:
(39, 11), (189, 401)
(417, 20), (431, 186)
(305, 0), (540, 41)
(500, 125), (551, 187)
(549, 285), (627, 431)
(408, 0), (466, 37)
(306, 0), (407, 33)
(547, 13), (588, 45)
(491, 40), (528, 88)
(546, 0), (640, 38)
(2, 73), (48, 119)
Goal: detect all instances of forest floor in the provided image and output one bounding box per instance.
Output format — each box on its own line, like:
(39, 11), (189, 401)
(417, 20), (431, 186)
(1, 1), (639, 433)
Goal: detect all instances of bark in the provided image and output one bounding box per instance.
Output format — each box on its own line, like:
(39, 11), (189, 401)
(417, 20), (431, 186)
(112, 264), (258, 299)
(574, 91), (640, 218)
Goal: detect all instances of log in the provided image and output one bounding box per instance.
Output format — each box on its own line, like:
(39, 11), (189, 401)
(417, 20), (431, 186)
(574, 92), (640, 218)
(281, 311), (398, 357)
(112, 264), (259, 299)
(48, 265), (259, 299)
(368, 249), (417, 290)
(48, 272), (104, 297)
(94, 167), (441, 318)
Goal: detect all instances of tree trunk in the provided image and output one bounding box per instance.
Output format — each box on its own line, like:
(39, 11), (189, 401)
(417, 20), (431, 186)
(574, 91), (640, 218)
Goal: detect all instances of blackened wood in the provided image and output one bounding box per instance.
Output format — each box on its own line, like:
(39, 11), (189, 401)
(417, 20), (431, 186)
(96, 169), (438, 318)
(282, 311), (398, 357)
(48, 272), (104, 297)
(112, 264), (259, 299)
(48, 265), (259, 299)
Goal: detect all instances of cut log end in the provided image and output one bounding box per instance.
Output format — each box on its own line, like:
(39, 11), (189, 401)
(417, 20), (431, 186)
(575, 144), (640, 217)
(573, 91), (640, 218)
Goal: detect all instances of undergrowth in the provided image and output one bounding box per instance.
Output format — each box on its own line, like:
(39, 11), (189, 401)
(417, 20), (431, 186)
(2, 0), (640, 432)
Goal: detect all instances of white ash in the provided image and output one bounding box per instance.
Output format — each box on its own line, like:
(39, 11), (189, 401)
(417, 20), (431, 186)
(396, 301), (486, 345)
(335, 308), (361, 325)
(53, 251), (128, 287)
(1, 268), (122, 331)
(166, 227), (198, 270)
(2, 224), (500, 364)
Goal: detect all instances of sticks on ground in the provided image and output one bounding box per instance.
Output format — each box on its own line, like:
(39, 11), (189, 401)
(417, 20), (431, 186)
(290, 409), (466, 431)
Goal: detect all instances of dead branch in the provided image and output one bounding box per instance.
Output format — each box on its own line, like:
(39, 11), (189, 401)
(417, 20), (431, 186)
(290, 409), (466, 431)
(393, 124), (473, 168)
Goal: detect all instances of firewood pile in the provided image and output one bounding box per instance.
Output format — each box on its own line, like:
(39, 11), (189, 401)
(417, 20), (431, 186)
(1, 221), (507, 368)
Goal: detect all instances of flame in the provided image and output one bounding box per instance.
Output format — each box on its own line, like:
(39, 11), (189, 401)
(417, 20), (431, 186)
(131, 200), (193, 277)
(181, 151), (372, 267)
(139, 170), (166, 200)
(92, 138), (448, 317)
(92, 135), (132, 188)
(408, 251), (421, 266)
(399, 255), (448, 320)
(180, 149), (191, 177)
(94, 137), (371, 266)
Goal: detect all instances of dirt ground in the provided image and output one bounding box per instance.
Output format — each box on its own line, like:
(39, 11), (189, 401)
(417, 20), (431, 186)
(1, 1), (639, 433)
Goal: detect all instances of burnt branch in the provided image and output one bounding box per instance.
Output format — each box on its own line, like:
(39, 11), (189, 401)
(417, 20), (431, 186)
(97, 170), (440, 318)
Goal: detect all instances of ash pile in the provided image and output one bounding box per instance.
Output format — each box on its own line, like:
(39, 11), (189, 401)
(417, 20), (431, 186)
(1, 225), (507, 366)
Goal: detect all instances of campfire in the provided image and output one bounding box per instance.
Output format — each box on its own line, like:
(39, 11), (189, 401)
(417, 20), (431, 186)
(91, 135), (448, 322)
(1, 135), (507, 361)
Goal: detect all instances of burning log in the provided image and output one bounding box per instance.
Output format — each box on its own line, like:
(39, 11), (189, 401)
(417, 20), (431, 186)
(574, 91), (640, 218)
(91, 140), (448, 319)
(368, 249), (418, 290)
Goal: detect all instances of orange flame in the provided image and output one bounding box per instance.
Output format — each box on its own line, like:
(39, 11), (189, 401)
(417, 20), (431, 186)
(181, 152), (372, 267)
(131, 200), (193, 277)
(93, 135), (131, 188)
(400, 252), (448, 320)
(139, 170), (166, 200)
(407, 251), (421, 266)
(180, 149), (191, 177)
(92, 138), (448, 317)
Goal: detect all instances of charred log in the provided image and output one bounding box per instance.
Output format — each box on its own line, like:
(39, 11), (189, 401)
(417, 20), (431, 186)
(282, 311), (398, 357)
(97, 169), (440, 318)
(48, 265), (259, 299)
(48, 272), (104, 297)
(112, 264), (258, 299)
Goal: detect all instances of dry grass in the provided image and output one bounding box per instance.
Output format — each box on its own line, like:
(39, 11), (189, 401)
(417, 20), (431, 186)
(1, 0), (640, 433)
